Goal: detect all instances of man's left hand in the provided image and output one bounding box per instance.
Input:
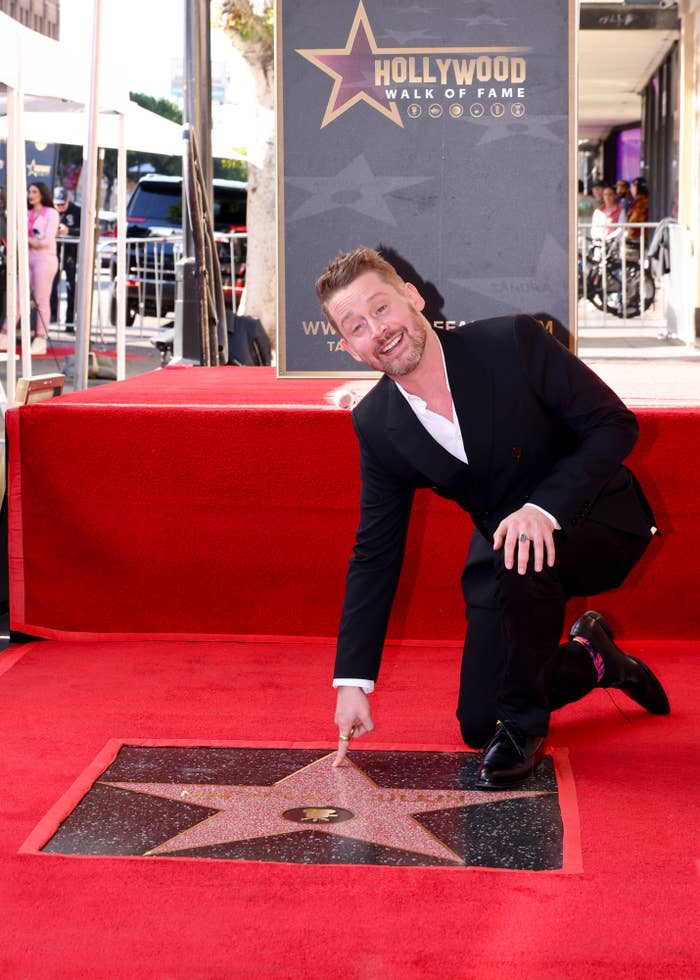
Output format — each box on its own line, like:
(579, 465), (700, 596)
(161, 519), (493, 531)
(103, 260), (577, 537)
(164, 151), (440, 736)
(493, 506), (556, 574)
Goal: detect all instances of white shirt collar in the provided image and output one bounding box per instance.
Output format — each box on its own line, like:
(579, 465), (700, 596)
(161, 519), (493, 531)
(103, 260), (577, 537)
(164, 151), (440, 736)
(394, 332), (451, 410)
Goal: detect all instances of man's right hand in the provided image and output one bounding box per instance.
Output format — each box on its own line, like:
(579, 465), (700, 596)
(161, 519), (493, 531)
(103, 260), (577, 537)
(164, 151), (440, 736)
(333, 686), (374, 767)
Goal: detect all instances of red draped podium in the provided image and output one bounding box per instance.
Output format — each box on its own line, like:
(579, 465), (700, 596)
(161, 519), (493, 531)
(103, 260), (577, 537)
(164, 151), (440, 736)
(5, 366), (696, 641)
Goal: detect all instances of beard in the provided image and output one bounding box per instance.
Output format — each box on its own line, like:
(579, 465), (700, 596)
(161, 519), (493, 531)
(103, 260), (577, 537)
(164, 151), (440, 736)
(371, 309), (428, 377)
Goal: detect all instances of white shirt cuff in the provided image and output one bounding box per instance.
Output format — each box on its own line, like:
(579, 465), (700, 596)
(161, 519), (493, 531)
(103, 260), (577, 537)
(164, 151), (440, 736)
(524, 502), (561, 530)
(333, 678), (375, 694)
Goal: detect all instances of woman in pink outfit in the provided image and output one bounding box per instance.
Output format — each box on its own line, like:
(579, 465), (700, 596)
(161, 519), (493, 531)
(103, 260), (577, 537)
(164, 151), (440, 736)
(1, 182), (59, 355)
(26, 182), (59, 353)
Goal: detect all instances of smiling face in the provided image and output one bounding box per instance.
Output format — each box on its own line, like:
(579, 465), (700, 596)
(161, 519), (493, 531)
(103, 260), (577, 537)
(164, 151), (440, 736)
(602, 187), (617, 209)
(326, 270), (429, 377)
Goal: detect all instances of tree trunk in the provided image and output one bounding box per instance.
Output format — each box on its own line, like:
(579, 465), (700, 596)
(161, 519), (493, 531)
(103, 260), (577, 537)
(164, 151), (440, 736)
(240, 62), (275, 346)
(218, 1), (276, 348)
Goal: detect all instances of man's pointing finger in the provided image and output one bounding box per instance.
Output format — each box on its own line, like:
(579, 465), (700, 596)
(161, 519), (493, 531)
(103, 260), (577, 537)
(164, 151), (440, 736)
(332, 726), (355, 768)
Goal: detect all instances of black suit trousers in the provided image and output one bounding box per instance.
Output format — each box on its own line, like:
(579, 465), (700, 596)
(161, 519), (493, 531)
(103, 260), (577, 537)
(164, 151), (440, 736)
(457, 520), (652, 745)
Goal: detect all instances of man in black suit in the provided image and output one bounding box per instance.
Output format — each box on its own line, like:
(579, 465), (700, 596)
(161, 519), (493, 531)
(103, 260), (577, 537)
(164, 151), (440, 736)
(316, 247), (669, 788)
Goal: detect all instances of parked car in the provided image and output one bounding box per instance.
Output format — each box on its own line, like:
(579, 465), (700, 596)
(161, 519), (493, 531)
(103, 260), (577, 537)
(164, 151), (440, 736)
(110, 174), (247, 326)
(97, 209), (118, 266)
(99, 209), (117, 237)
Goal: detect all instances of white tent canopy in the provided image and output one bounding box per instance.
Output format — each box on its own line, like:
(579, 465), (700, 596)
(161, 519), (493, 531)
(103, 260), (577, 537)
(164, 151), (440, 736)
(0, 100), (245, 159)
(0, 5), (243, 398)
(0, 7), (133, 397)
(0, 11), (127, 110)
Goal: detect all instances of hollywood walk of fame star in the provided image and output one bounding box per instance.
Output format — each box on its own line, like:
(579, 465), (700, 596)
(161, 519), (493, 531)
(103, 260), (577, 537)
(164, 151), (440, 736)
(380, 29), (439, 46)
(468, 113), (566, 147)
(457, 15), (509, 29)
(285, 154), (433, 226)
(296, 1), (529, 130)
(450, 234), (568, 312)
(393, 4), (435, 17)
(102, 753), (550, 864)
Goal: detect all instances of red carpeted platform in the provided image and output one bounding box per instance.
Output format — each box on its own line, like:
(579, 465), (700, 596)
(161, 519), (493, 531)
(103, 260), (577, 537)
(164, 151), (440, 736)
(1, 366), (699, 977)
(4, 366), (697, 641)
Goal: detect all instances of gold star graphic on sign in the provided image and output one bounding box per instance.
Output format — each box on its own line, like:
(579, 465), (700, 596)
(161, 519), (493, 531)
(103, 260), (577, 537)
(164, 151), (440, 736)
(297, 1), (530, 131)
(297, 1), (403, 129)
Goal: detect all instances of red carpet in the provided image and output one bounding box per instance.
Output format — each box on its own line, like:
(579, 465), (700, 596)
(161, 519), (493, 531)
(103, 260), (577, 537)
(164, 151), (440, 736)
(5, 367), (697, 640)
(0, 637), (698, 978)
(9, 344), (150, 360)
(2, 367), (699, 977)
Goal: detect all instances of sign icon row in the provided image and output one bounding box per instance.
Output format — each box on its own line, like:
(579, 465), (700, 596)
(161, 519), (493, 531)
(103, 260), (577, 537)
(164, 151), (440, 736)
(407, 102), (526, 120)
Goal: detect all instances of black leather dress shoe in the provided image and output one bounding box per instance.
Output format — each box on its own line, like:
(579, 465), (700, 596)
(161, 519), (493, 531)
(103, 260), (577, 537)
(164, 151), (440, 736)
(569, 610), (670, 715)
(476, 721), (545, 789)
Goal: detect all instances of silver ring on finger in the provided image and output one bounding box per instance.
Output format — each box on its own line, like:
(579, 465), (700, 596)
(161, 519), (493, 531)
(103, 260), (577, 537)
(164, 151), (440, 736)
(519, 533), (530, 543)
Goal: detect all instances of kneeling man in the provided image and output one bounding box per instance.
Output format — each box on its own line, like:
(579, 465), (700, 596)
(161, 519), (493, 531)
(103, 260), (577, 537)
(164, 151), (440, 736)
(316, 247), (669, 788)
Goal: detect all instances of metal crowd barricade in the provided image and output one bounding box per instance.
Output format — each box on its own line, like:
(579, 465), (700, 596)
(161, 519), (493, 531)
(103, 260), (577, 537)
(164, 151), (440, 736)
(103, 230), (246, 332)
(50, 231), (248, 369)
(52, 234), (80, 327)
(578, 219), (694, 341)
(103, 234), (183, 335)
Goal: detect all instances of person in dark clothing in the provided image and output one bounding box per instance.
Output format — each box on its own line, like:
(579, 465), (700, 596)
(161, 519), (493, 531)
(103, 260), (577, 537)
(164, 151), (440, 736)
(50, 187), (81, 329)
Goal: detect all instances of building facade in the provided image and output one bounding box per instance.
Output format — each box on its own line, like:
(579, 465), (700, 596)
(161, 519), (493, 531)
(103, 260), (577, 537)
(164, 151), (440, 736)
(0, 0), (59, 40)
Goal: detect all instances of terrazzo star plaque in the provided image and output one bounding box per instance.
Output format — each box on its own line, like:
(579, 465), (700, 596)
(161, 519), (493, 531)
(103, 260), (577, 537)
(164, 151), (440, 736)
(26, 743), (581, 871)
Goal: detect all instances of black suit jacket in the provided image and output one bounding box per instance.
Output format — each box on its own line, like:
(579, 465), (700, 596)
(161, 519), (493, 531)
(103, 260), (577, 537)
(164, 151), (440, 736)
(335, 315), (654, 681)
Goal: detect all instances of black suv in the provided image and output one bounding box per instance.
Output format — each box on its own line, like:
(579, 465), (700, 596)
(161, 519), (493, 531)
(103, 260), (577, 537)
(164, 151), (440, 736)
(110, 174), (247, 326)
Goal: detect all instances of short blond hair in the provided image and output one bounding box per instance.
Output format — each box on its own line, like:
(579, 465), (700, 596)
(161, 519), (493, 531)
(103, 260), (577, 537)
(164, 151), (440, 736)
(315, 247), (404, 331)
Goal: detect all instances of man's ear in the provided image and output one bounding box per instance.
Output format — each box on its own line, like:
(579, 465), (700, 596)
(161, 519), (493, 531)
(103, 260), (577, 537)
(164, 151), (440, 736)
(405, 282), (426, 312)
(339, 338), (364, 363)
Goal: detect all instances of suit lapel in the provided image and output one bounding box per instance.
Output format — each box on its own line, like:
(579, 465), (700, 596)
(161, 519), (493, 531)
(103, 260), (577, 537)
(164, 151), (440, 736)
(436, 328), (494, 507)
(382, 376), (468, 488)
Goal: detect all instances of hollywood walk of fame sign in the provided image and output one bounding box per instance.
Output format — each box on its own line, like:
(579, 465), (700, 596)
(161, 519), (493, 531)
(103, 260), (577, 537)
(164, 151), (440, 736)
(28, 743), (581, 871)
(276, 0), (576, 376)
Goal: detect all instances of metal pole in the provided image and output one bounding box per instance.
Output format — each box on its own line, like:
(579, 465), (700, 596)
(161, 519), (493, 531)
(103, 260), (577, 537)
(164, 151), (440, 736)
(14, 76), (32, 381)
(74, 0), (103, 391)
(5, 86), (18, 405)
(183, 0), (195, 261)
(176, 0), (213, 362)
(183, 0), (213, 238)
(116, 112), (127, 381)
(195, 1), (213, 212)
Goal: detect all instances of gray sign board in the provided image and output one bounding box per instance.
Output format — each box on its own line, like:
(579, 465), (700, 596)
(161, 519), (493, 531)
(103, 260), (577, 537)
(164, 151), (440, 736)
(277, 0), (575, 376)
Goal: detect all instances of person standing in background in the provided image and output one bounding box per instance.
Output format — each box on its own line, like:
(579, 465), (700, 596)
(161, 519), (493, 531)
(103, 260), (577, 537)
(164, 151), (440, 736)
(615, 179), (633, 213)
(0, 182), (59, 355)
(626, 178), (650, 243)
(591, 185), (624, 240)
(50, 187), (81, 332)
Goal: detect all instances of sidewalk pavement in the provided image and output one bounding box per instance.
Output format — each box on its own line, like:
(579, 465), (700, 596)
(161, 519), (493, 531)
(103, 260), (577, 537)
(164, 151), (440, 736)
(577, 300), (700, 406)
